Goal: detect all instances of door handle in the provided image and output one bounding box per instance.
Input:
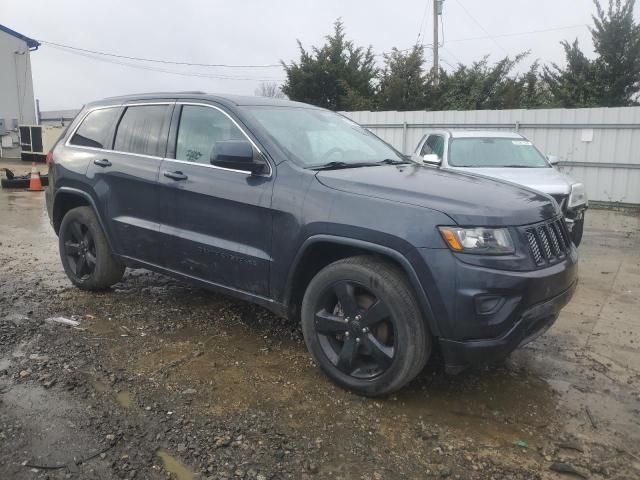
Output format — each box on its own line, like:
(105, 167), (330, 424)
(163, 170), (188, 181)
(94, 158), (112, 167)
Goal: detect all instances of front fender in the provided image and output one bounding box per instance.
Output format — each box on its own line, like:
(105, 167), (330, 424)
(285, 234), (441, 337)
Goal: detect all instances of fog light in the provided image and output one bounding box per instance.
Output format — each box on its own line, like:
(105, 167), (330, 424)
(474, 295), (505, 315)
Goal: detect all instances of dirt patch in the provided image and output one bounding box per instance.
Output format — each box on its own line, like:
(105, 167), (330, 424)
(1, 190), (639, 479)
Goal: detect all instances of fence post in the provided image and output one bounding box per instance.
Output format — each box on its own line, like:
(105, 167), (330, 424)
(402, 121), (408, 154)
(515, 120), (520, 132)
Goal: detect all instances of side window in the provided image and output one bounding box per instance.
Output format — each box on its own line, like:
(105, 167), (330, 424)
(176, 105), (245, 164)
(69, 108), (119, 149)
(422, 134), (445, 159)
(114, 105), (170, 157)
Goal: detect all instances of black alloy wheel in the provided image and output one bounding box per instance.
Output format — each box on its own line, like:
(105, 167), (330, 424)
(58, 206), (125, 290)
(63, 220), (97, 279)
(301, 256), (430, 396)
(314, 280), (396, 379)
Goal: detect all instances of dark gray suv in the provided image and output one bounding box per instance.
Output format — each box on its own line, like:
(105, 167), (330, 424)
(46, 93), (578, 396)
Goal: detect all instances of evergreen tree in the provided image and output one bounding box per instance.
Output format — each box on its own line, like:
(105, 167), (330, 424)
(542, 40), (600, 107)
(281, 20), (377, 111)
(591, 0), (640, 105)
(376, 45), (427, 111)
(543, 0), (640, 107)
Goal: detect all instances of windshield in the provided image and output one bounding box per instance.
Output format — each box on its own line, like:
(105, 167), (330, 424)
(449, 137), (549, 168)
(245, 107), (405, 167)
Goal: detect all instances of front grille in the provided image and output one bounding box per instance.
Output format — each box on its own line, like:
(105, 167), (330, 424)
(525, 217), (572, 267)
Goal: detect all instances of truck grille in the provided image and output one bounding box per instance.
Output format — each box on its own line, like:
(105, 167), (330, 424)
(525, 218), (572, 267)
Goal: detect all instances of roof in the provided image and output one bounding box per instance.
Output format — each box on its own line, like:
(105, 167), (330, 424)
(90, 92), (314, 109)
(447, 130), (523, 139)
(0, 24), (40, 50)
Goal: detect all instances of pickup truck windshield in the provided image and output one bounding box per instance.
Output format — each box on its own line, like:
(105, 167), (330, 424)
(449, 137), (549, 168)
(245, 107), (405, 168)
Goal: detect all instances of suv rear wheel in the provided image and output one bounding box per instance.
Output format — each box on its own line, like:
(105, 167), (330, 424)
(301, 256), (430, 396)
(59, 206), (125, 290)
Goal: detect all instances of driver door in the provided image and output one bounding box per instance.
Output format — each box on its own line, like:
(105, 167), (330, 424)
(158, 103), (274, 296)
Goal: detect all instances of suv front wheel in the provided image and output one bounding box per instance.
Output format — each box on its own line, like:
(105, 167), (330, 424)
(301, 256), (430, 396)
(59, 206), (125, 290)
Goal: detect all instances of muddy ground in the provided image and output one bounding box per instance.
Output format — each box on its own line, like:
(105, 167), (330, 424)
(1, 165), (639, 479)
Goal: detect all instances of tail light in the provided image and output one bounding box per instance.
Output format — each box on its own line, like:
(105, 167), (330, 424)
(46, 151), (53, 166)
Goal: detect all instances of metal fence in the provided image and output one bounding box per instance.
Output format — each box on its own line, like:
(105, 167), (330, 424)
(342, 107), (640, 205)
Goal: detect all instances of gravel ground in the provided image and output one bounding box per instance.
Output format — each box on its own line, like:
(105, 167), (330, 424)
(1, 186), (639, 479)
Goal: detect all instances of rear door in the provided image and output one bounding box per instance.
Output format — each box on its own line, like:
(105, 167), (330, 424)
(158, 103), (274, 296)
(85, 102), (173, 265)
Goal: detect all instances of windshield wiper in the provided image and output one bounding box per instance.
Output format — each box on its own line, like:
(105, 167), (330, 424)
(378, 158), (412, 165)
(309, 161), (381, 171)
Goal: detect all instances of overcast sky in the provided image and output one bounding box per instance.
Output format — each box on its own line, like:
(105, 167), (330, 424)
(4, 0), (640, 111)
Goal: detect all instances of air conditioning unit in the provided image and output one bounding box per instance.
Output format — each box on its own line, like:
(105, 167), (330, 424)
(19, 125), (65, 162)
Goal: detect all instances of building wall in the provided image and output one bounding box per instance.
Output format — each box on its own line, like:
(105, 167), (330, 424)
(40, 109), (80, 127)
(0, 30), (36, 158)
(342, 107), (640, 205)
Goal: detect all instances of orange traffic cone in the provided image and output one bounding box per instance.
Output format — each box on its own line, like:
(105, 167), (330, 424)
(27, 162), (45, 191)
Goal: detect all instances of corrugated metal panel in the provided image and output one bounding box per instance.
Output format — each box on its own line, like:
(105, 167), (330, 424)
(342, 107), (640, 204)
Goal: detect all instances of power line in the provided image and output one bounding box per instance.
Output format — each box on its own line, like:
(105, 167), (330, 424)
(454, 0), (508, 54)
(415, 0), (431, 44)
(441, 46), (462, 66)
(447, 24), (588, 43)
(39, 40), (283, 68)
(47, 44), (285, 82)
(394, 23), (587, 56)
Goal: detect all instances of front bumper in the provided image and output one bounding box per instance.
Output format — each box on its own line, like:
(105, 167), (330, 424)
(439, 280), (576, 372)
(413, 242), (578, 371)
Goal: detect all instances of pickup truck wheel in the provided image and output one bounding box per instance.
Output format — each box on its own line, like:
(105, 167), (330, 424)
(59, 206), (125, 290)
(301, 256), (430, 396)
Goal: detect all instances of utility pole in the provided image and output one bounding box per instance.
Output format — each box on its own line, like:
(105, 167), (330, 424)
(433, 0), (444, 86)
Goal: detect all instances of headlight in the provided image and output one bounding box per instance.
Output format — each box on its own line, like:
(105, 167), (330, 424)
(438, 227), (515, 254)
(568, 183), (587, 208)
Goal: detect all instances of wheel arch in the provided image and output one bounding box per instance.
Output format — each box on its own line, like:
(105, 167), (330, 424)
(53, 188), (114, 250)
(284, 235), (440, 337)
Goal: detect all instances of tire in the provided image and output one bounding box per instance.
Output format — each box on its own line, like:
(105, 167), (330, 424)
(58, 206), (125, 290)
(571, 216), (584, 247)
(301, 256), (431, 396)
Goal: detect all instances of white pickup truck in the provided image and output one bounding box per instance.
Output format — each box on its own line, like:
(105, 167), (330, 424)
(412, 129), (588, 246)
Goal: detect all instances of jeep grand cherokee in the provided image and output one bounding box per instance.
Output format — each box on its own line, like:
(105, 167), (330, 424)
(46, 93), (578, 396)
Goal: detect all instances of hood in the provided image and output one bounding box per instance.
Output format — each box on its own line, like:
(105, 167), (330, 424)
(449, 166), (573, 195)
(316, 164), (558, 227)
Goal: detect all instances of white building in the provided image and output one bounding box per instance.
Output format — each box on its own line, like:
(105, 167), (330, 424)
(0, 24), (39, 158)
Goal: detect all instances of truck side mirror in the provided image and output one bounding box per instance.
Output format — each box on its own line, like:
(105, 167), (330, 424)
(547, 155), (560, 165)
(210, 140), (266, 175)
(422, 153), (441, 166)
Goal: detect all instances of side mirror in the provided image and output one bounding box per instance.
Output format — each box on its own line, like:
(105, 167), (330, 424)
(547, 154), (560, 165)
(422, 153), (441, 166)
(210, 140), (266, 174)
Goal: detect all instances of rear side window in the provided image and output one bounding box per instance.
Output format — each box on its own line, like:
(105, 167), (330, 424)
(70, 108), (119, 149)
(176, 105), (245, 164)
(114, 105), (170, 157)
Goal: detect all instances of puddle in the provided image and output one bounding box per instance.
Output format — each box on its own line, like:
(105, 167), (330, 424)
(157, 449), (194, 480)
(115, 390), (132, 409)
(92, 380), (108, 393)
(91, 380), (133, 409)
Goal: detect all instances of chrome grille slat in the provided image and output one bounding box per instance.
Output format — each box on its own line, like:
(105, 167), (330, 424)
(550, 221), (567, 253)
(537, 226), (553, 260)
(546, 224), (562, 257)
(526, 231), (544, 265)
